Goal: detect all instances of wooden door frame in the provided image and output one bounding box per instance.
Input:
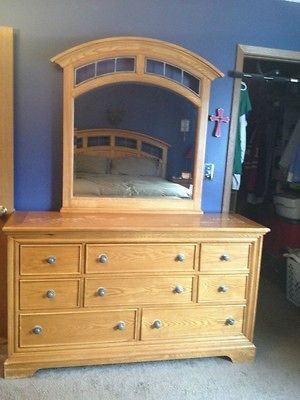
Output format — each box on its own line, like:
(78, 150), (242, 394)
(0, 26), (14, 341)
(0, 26), (14, 213)
(222, 44), (300, 213)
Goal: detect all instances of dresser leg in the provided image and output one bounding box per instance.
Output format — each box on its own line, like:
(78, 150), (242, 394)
(4, 364), (39, 379)
(226, 348), (256, 363)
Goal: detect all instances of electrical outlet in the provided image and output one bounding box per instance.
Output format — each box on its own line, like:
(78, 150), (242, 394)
(204, 163), (215, 179)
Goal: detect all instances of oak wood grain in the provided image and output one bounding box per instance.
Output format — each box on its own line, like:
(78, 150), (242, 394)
(3, 211), (268, 378)
(86, 243), (196, 273)
(20, 310), (137, 347)
(0, 26), (14, 340)
(141, 305), (244, 340)
(198, 274), (247, 302)
(19, 279), (80, 310)
(200, 242), (251, 271)
(20, 244), (82, 275)
(84, 276), (193, 306)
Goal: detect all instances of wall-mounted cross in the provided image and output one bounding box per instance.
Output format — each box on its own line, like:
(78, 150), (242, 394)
(209, 108), (230, 137)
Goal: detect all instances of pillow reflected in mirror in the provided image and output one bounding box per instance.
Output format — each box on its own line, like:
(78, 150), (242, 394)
(74, 155), (110, 174)
(111, 156), (159, 176)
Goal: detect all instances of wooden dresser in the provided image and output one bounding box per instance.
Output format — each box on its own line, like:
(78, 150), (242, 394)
(3, 211), (268, 378)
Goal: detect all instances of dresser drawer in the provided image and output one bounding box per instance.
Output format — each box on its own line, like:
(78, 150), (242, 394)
(84, 276), (194, 307)
(19, 279), (80, 310)
(200, 243), (250, 271)
(20, 245), (82, 275)
(19, 310), (137, 347)
(198, 275), (247, 302)
(141, 305), (244, 340)
(86, 244), (196, 273)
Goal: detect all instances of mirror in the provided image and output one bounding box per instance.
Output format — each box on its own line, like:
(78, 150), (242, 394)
(51, 36), (222, 212)
(73, 83), (196, 199)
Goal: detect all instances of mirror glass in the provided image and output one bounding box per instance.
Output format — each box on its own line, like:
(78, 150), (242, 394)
(73, 83), (196, 199)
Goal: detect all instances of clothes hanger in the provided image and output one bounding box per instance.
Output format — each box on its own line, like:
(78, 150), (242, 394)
(241, 81), (247, 91)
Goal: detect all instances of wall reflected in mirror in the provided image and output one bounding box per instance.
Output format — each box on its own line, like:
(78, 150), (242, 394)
(73, 83), (196, 199)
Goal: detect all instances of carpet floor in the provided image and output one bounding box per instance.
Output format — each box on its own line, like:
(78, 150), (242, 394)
(0, 277), (299, 400)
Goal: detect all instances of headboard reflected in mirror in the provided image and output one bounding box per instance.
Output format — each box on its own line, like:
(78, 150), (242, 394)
(51, 36), (223, 213)
(73, 128), (192, 199)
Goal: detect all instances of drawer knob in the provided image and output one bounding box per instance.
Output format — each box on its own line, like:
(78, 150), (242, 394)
(225, 318), (236, 326)
(174, 285), (184, 294)
(97, 287), (106, 297)
(218, 285), (228, 293)
(116, 321), (126, 330)
(46, 256), (57, 265)
(220, 254), (230, 262)
(152, 319), (162, 329)
(176, 253), (186, 262)
(32, 325), (43, 335)
(98, 254), (108, 264)
(46, 289), (56, 298)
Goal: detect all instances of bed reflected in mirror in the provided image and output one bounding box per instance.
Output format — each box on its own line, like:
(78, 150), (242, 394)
(73, 83), (196, 199)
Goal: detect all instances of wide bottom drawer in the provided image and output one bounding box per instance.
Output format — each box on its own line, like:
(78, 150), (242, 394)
(141, 305), (244, 340)
(19, 310), (137, 347)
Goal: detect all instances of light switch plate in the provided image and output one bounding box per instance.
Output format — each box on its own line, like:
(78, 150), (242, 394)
(204, 163), (214, 179)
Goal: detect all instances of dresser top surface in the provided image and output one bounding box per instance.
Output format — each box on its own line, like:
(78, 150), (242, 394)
(3, 212), (269, 234)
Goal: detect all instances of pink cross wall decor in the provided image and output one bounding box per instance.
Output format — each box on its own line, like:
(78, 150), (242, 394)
(209, 108), (230, 137)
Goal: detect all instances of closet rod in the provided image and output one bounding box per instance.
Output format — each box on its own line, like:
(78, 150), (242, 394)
(229, 70), (300, 83)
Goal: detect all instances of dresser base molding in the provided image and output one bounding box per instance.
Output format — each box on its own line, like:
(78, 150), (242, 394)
(4, 338), (255, 378)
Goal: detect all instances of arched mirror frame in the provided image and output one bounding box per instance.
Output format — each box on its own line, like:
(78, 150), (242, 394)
(51, 36), (223, 213)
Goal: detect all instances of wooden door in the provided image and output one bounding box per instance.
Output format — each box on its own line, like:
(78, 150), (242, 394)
(0, 27), (14, 341)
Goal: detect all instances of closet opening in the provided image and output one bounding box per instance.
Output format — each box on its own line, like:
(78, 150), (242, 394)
(224, 45), (300, 290)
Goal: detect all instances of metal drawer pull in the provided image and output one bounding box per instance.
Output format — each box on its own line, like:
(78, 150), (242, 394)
(46, 256), (57, 265)
(0, 205), (8, 218)
(46, 290), (56, 298)
(176, 253), (185, 262)
(220, 254), (230, 262)
(225, 318), (236, 326)
(98, 254), (108, 264)
(32, 325), (43, 335)
(174, 285), (184, 294)
(218, 285), (228, 293)
(152, 320), (162, 329)
(116, 321), (126, 330)
(97, 287), (106, 297)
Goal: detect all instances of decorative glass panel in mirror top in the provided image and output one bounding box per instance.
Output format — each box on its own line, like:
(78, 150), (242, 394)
(75, 57), (136, 85)
(145, 59), (201, 94)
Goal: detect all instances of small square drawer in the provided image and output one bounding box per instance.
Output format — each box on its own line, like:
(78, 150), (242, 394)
(20, 245), (82, 275)
(19, 309), (137, 347)
(84, 276), (194, 307)
(19, 279), (80, 310)
(198, 275), (247, 303)
(141, 305), (244, 340)
(200, 243), (250, 271)
(86, 244), (196, 273)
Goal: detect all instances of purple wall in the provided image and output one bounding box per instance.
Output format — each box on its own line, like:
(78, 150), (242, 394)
(0, 0), (299, 211)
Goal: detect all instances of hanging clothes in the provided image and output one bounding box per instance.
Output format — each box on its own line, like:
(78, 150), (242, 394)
(288, 143), (300, 183)
(279, 118), (300, 183)
(243, 118), (278, 204)
(232, 83), (252, 190)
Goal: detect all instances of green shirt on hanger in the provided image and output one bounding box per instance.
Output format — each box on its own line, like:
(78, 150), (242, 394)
(233, 88), (252, 175)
